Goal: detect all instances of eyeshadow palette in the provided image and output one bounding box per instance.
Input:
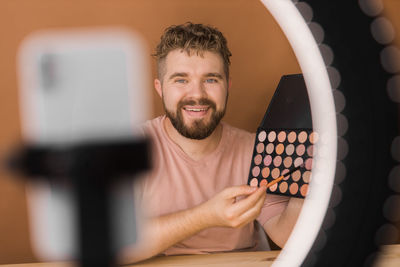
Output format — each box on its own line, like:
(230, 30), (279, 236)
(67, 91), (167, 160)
(248, 128), (317, 198)
(247, 74), (316, 198)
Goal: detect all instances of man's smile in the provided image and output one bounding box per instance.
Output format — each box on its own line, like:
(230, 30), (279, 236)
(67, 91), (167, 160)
(182, 105), (210, 117)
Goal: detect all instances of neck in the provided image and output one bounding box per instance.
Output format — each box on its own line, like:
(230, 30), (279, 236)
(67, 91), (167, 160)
(163, 117), (223, 161)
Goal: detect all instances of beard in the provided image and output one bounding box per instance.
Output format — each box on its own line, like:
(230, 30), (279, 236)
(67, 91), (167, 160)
(164, 97), (227, 140)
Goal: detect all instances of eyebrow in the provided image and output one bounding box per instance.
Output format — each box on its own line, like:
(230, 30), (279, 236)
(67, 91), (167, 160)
(168, 72), (188, 80)
(168, 72), (224, 80)
(205, 73), (224, 79)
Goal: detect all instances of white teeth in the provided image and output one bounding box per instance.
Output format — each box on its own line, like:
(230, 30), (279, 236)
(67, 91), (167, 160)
(185, 108), (207, 112)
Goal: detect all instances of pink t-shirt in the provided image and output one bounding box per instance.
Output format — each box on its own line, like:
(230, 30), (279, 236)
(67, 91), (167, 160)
(138, 116), (288, 255)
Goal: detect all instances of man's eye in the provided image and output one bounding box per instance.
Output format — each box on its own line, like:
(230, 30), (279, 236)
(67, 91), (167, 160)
(175, 79), (187, 84)
(205, 78), (218, 83)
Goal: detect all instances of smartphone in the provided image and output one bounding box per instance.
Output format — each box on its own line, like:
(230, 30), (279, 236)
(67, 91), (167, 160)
(17, 27), (151, 261)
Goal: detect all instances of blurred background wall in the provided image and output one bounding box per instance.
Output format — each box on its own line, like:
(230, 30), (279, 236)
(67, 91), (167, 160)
(0, 0), (398, 264)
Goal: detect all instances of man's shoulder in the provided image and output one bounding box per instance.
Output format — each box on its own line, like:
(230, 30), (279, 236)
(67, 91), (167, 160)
(141, 116), (164, 132)
(220, 122), (256, 160)
(221, 122), (256, 142)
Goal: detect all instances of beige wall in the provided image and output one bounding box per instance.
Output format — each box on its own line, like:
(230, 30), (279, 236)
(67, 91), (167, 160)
(0, 0), (398, 264)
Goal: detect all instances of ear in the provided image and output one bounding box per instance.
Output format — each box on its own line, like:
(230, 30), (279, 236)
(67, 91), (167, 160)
(154, 79), (162, 98)
(227, 78), (232, 91)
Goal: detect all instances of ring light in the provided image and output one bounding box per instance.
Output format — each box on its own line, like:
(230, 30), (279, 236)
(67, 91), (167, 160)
(260, 0), (399, 266)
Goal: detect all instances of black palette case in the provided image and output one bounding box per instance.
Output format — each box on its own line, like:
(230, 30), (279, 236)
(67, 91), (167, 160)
(247, 74), (317, 198)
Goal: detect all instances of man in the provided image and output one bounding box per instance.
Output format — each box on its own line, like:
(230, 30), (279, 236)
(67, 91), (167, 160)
(120, 22), (303, 263)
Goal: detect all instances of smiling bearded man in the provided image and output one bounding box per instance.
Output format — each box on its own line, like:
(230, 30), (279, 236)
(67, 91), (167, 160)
(119, 22), (304, 264)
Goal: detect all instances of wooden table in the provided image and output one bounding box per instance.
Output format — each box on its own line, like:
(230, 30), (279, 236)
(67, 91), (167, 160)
(0, 251), (278, 267)
(132, 250), (280, 267)
(2, 245), (400, 267)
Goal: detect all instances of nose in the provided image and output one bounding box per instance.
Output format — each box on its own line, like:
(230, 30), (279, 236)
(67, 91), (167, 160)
(187, 80), (207, 99)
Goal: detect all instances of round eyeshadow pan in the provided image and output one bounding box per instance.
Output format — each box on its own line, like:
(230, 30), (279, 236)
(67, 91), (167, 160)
(250, 178), (259, 187)
(271, 168), (280, 179)
(303, 171), (311, 183)
(298, 131), (308, 143)
(252, 166), (260, 177)
(278, 131), (287, 142)
(266, 143), (275, 154)
(285, 144), (295, 155)
(254, 154), (262, 165)
(258, 131), (267, 142)
(288, 131), (297, 143)
(276, 144), (284, 155)
(263, 155), (272, 166)
(283, 157), (293, 168)
(309, 132), (319, 144)
(294, 157), (304, 167)
(273, 156), (282, 167)
(268, 131), (276, 142)
(262, 167), (270, 178)
(279, 182), (288, 193)
(305, 158), (313, 170)
(296, 144), (306, 156)
(300, 184), (308, 197)
(292, 170), (301, 182)
(290, 183), (299, 195)
(260, 179), (268, 187)
(269, 183), (278, 192)
(256, 143), (265, 154)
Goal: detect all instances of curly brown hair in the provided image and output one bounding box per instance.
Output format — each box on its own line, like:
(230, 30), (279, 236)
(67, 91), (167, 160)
(153, 22), (232, 81)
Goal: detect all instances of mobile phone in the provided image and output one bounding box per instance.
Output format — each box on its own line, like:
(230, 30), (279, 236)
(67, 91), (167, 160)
(17, 27), (151, 260)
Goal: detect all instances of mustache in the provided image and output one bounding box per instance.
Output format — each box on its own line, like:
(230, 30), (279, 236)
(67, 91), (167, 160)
(177, 98), (216, 109)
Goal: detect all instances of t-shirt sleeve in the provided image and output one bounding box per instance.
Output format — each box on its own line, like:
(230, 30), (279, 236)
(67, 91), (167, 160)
(256, 194), (290, 226)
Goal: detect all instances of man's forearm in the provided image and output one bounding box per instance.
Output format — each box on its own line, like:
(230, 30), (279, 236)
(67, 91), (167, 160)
(263, 197), (304, 248)
(119, 185), (267, 264)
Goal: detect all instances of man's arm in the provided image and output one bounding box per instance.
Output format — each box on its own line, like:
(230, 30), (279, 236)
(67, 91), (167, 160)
(119, 185), (267, 264)
(263, 197), (304, 248)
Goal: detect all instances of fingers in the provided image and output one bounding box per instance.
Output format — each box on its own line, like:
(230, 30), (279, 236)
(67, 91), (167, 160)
(236, 190), (266, 227)
(226, 189), (266, 228)
(222, 184), (258, 199)
(231, 185), (266, 216)
(211, 185), (267, 228)
(221, 186), (266, 228)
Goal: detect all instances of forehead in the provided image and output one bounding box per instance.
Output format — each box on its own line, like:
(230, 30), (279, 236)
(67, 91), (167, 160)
(163, 49), (225, 76)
